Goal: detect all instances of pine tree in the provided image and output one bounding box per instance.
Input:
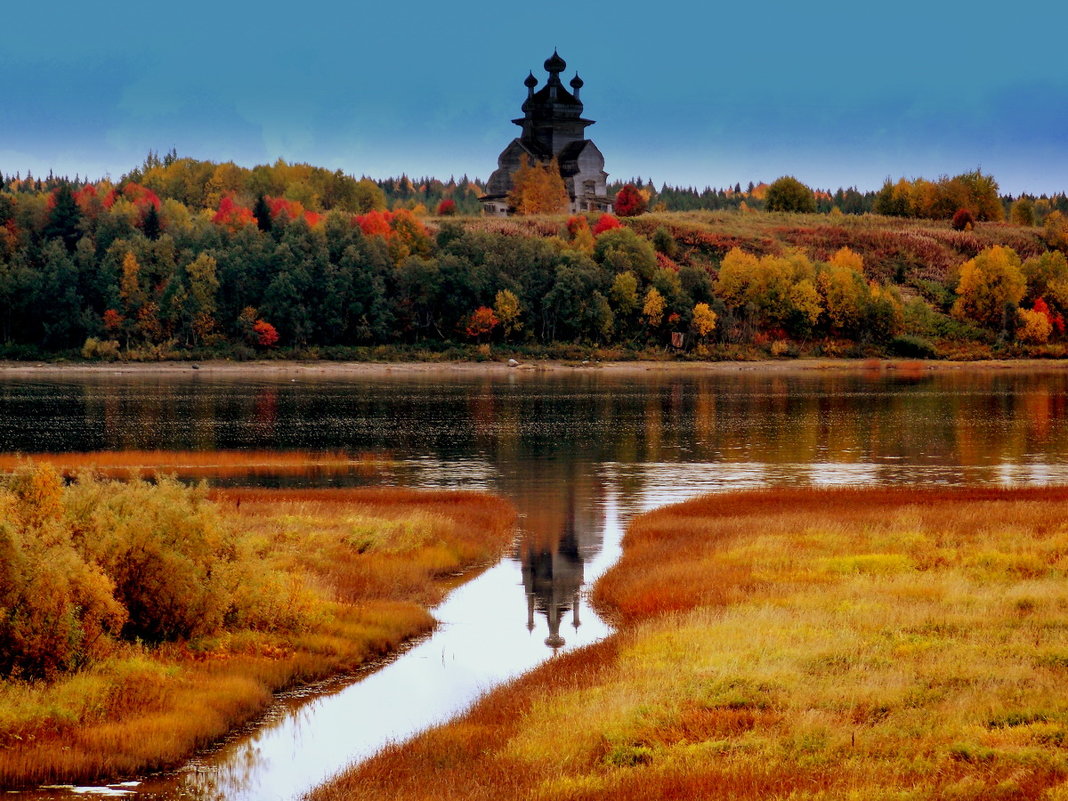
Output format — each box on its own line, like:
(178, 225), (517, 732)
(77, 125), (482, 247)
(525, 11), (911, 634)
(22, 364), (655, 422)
(253, 194), (273, 232)
(142, 205), (161, 240)
(43, 182), (82, 252)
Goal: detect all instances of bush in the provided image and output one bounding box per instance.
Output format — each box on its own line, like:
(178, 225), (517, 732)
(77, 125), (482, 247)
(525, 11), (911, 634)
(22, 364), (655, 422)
(652, 226), (678, 258)
(0, 465), (125, 679)
(951, 208), (975, 231)
(81, 337), (121, 361)
(67, 476), (245, 642)
(890, 334), (938, 359)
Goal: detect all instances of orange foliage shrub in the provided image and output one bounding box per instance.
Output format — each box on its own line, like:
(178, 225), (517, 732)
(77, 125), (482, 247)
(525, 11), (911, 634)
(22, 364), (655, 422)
(593, 212), (622, 235)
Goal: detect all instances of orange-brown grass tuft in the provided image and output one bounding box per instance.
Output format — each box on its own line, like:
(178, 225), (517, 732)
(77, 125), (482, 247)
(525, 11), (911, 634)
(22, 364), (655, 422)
(310, 485), (1068, 801)
(0, 450), (390, 479)
(0, 473), (516, 787)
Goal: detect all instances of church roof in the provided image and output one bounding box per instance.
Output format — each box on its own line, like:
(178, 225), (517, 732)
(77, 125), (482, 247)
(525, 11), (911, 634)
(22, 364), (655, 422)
(527, 83), (582, 109)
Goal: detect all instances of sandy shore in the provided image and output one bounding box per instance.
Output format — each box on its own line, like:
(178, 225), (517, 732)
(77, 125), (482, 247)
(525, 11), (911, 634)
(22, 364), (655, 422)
(0, 357), (1065, 378)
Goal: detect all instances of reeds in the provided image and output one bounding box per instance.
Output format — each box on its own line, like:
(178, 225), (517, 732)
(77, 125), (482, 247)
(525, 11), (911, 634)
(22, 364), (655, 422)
(0, 469), (516, 787)
(310, 486), (1068, 801)
(0, 450), (391, 479)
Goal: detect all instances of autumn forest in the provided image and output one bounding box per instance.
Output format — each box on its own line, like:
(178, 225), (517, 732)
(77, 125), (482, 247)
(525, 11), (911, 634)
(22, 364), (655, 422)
(3, 154), (1068, 362)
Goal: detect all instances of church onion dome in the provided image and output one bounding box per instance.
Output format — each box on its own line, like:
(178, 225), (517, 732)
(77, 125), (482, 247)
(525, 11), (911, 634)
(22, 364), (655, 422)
(544, 49), (566, 74)
(524, 71), (538, 89)
(569, 73), (583, 90)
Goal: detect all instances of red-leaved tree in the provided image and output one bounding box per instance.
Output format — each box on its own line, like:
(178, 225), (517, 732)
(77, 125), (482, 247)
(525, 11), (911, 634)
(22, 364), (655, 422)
(614, 184), (647, 217)
(464, 307), (499, 342)
(213, 196), (255, 230)
(253, 319), (279, 348)
(1033, 297), (1065, 338)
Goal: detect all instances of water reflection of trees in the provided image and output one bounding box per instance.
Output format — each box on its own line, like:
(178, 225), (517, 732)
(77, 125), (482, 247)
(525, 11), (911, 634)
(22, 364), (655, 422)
(4, 369), (1068, 472)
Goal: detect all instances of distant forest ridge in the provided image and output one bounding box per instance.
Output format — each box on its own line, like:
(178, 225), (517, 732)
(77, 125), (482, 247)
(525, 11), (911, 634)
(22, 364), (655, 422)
(4, 149), (1068, 365)
(3, 151), (1067, 218)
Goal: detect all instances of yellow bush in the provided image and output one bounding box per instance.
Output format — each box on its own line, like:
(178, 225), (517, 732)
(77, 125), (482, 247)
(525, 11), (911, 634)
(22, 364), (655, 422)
(0, 466), (125, 679)
(1016, 307), (1052, 344)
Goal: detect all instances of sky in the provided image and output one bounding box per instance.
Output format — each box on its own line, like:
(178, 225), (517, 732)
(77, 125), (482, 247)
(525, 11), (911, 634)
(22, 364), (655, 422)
(2, 0), (1066, 195)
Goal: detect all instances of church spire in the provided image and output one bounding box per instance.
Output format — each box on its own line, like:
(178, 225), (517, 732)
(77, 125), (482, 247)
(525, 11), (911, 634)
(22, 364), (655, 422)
(524, 71), (537, 99)
(569, 73), (583, 100)
(544, 49), (566, 76)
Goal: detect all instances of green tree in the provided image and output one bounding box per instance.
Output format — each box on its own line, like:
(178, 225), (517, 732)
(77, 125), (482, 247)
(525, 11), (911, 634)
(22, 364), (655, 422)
(764, 176), (816, 213)
(594, 227), (658, 281)
(142, 204), (162, 240)
(43, 182), (83, 252)
(1022, 250), (1068, 308)
(1011, 197), (1035, 226)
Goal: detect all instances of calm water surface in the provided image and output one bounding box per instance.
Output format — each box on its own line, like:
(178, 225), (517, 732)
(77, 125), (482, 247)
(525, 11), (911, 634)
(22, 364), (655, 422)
(4, 367), (1068, 799)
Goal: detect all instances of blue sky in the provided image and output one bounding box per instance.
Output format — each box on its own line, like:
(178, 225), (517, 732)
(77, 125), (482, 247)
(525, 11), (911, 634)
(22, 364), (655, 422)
(2, 0), (1065, 195)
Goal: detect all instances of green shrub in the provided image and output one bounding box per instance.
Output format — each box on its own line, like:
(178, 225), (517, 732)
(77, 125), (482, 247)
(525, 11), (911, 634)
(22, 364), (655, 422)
(890, 335), (938, 359)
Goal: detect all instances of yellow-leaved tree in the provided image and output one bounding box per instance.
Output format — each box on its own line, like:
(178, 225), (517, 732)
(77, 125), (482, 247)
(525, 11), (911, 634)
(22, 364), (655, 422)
(952, 246), (1026, 329)
(493, 289), (522, 340)
(691, 303), (718, 341)
(508, 156), (570, 215)
(642, 287), (666, 329)
(714, 247), (823, 331)
(818, 248), (868, 334)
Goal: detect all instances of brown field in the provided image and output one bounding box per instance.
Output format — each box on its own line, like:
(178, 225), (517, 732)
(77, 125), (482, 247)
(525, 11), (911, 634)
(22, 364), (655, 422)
(0, 477), (516, 786)
(311, 486), (1068, 801)
(0, 449), (390, 479)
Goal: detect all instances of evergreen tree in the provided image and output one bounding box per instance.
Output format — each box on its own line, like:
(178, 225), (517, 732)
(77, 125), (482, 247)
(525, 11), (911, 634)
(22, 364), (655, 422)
(142, 205), (161, 240)
(43, 182), (83, 252)
(253, 194), (273, 233)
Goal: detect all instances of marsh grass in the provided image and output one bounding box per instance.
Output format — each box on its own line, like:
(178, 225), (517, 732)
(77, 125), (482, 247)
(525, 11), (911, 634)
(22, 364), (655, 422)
(310, 486), (1068, 801)
(0, 450), (391, 479)
(0, 473), (515, 786)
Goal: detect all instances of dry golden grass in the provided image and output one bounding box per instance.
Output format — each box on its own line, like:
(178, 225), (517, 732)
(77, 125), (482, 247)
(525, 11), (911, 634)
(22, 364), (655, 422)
(0, 450), (390, 479)
(311, 486), (1068, 801)
(0, 481), (516, 787)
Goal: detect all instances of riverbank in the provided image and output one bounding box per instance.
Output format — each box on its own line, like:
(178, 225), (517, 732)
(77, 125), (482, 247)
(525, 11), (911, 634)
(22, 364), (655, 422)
(1, 356), (1067, 379)
(311, 486), (1068, 801)
(0, 473), (516, 787)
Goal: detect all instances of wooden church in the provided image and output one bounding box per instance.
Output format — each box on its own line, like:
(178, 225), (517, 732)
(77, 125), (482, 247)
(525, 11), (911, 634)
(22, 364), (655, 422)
(481, 51), (612, 216)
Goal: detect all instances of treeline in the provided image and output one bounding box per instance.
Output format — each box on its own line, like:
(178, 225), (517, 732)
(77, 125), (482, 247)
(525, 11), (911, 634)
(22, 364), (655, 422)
(2, 155), (1068, 360)
(608, 174), (1068, 220)
(8, 154), (1068, 221)
(2, 152), (488, 219)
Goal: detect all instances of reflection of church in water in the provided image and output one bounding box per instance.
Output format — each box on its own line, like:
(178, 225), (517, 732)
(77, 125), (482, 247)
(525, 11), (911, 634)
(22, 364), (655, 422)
(519, 484), (592, 652)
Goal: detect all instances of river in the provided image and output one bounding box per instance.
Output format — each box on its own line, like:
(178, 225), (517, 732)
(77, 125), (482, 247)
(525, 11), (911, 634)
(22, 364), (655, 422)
(3, 366), (1068, 799)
